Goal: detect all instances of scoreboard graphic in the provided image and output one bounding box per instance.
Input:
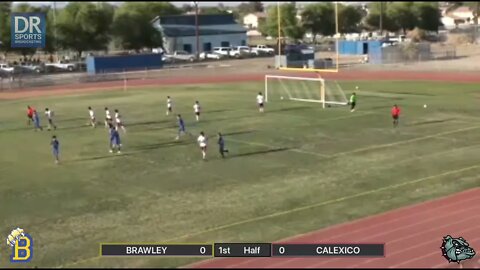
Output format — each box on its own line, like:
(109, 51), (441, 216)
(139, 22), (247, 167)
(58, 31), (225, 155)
(100, 243), (385, 258)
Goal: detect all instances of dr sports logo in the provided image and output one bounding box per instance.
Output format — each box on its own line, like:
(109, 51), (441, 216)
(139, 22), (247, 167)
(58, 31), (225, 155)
(6, 228), (33, 263)
(10, 13), (46, 48)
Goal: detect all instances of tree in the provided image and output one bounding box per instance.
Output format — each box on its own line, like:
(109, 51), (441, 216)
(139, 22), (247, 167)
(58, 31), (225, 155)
(237, 1), (264, 16)
(0, 2), (13, 56)
(119, 2), (181, 21)
(111, 3), (168, 52)
(181, 4), (194, 14)
(200, 6), (229, 15)
(260, 3), (303, 41)
(301, 3), (335, 42)
(338, 4), (364, 33)
(364, 2), (399, 33)
(56, 2), (114, 58)
(388, 2), (418, 35)
(415, 2), (442, 32)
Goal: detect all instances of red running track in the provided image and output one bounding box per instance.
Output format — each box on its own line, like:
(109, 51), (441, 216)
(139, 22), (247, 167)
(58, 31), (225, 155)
(186, 188), (480, 268)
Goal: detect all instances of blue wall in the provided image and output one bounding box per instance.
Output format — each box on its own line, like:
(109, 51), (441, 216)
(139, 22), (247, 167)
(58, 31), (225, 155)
(339, 40), (381, 56)
(86, 54), (164, 74)
(368, 41), (382, 64)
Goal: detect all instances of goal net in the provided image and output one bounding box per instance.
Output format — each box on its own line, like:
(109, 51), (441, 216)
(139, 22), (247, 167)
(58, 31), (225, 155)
(265, 74), (349, 108)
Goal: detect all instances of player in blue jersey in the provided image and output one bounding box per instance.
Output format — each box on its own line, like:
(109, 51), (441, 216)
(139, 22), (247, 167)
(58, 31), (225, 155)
(33, 110), (43, 131)
(51, 135), (60, 164)
(109, 124), (122, 154)
(217, 132), (229, 158)
(176, 114), (186, 140)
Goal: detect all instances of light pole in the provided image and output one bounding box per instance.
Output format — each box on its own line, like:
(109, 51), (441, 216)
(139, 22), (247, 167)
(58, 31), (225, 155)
(192, 1), (200, 60)
(53, 1), (58, 62)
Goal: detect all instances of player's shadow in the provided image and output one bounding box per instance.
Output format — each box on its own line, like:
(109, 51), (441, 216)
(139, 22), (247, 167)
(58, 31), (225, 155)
(197, 114), (256, 124)
(206, 109), (232, 114)
(407, 118), (456, 126)
(267, 106), (313, 113)
(228, 147), (290, 158)
(58, 117), (86, 123)
(222, 130), (256, 136)
(130, 140), (195, 152)
(135, 124), (178, 132)
(68, 153), (131, 163)
(57, 125), (88, 131)
(127, 119), (171, 128)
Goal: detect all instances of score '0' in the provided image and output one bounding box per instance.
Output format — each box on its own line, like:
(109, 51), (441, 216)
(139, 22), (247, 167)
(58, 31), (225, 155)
(278, 246), (285, 254)
(200, 246), (206, 254)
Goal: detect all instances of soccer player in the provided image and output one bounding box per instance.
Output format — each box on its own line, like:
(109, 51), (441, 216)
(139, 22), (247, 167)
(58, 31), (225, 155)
(349, 92), (357, 112)
(176, 114), (186, 140)
(88, 106), (96, 128)
(257, 92), (265, 113)
(109, 124), (122, 154)
(193, 101), (201, 122)
(391, 104), (401, 127)
(217, 132), (229, 158)
(105, 107), (112, 128)
(33, 110), (43, 131)
(166, 96), (173, 116)
(27, 106), (34, 126)
(197, 131), (207, 160)
(45, 108), (57, 130)
(114, 109), (126, 133)
(51, 135), (60, 164)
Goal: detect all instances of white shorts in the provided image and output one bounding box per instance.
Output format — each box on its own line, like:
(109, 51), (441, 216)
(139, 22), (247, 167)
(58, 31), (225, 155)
(199, 143), (207, 148)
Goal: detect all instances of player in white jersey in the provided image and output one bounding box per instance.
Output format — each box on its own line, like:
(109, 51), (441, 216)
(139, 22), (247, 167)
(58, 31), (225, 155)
(166, 96), (173, 116)
(88, 106), (96, 128)
(114, 109), (126, 133)
(197, 131), (207, 160)
(104, 107), (112, 128)
(257, 92), (265, 113)
(193, 101), (201, 122)
(45, 108), (57, 130)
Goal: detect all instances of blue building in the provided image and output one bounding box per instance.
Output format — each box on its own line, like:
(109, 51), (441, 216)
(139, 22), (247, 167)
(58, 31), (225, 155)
(338, 40), (382, 56)
(152, 14), (248, 54)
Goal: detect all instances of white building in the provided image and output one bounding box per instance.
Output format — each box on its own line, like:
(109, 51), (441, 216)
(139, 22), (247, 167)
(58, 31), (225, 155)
(441, 6), (475, 29)
(153, 14), (248, 54)
(243, 12), (266, 29)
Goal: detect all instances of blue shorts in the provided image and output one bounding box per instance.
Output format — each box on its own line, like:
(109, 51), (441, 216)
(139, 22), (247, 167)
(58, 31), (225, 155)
(52, 149), (59, 156)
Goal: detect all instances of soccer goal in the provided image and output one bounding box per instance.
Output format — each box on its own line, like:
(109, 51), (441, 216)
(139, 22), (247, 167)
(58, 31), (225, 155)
(264, 74), (349, 108)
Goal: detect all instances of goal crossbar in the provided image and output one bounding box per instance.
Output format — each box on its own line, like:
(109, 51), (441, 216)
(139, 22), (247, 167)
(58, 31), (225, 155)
(265, 74), (348, 108)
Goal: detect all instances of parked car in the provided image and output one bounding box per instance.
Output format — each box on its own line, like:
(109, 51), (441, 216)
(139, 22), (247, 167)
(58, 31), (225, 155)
(165, 51), (195, 62)
(234, 46), (256, 57)
(45, 60), (76, 72)
(19, 64), (43, 74)
(0, 63), (14, 73)
(251, 45), (275, 56)
(212, 47), (233, 57)
(199, 51), (224, 60)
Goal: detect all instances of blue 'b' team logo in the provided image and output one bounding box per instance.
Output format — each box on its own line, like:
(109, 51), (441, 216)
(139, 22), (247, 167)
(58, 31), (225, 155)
(11, 12), (46, 48)
(6, 228), (33, 263)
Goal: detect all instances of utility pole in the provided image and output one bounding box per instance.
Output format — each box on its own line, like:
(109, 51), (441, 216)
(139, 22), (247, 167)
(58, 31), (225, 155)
(53, 1), (58, 62)
(193, 1), (200, 60)
(475, 2), (479, 44)
(379, 2), (384, 37)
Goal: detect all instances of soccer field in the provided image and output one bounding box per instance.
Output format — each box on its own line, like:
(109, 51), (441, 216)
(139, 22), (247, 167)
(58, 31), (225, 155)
(1, 80), (480, 268)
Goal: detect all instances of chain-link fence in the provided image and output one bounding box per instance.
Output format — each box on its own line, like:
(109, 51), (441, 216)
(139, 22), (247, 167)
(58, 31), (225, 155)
(0, 60), (262, 92)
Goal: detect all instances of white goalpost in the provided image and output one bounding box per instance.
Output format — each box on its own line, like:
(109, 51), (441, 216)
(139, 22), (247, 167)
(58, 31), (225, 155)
(264, 74), (349, 109)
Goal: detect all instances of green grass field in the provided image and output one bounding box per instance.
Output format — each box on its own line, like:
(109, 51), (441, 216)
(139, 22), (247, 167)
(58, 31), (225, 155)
(1, 80), (480, 268)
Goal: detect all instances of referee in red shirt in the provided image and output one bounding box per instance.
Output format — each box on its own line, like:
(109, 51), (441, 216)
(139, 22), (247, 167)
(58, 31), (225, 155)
(391, 104), (401, 127)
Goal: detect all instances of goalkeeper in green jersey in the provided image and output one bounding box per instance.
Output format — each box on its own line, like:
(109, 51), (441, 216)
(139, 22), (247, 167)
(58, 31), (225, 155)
(349, 92), (357, 112)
